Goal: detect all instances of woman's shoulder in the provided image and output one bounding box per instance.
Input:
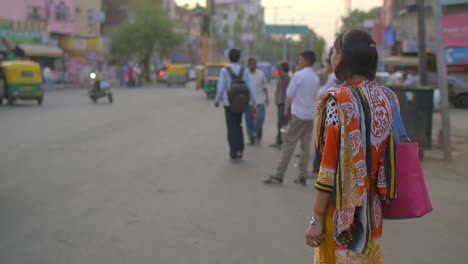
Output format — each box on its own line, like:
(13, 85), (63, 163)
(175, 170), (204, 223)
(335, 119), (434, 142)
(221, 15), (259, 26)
(323, 85), (352, 98)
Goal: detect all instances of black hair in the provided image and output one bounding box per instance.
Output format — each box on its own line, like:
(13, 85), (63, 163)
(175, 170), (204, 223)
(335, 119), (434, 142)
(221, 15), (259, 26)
(333, 29), (378, 83)
(228, 49), (241, 63)
(300, 51), (316, 66)
(280, 61), (289, 73)
(247, 57), (256, 64)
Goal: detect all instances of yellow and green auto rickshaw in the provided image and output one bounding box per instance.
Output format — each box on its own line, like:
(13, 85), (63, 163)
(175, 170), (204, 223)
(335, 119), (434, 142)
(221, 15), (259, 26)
(167, 64), (188, 87)
(203, 63), (228, 99)
(0, 60), (44, 105)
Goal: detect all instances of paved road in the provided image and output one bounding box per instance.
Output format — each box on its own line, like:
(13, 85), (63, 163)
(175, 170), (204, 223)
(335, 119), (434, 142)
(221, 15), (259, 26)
(0, 85), (467, 263)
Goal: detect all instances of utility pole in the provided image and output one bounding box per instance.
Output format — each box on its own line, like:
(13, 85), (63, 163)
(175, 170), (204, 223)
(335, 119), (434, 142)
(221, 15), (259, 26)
(433, 0), (452, 161)
(417, 0), (428, 85)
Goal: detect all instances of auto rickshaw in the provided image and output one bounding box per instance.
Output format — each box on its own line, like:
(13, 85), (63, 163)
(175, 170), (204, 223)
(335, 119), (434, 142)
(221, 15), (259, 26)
(203, 63), (228, 99)
(167, 64), (188, 87)
(0, 60), (44, 105)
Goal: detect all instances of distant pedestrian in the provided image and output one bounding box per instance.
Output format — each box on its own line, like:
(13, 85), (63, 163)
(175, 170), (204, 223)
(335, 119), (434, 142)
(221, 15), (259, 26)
(263, 51), (320, 186)
(270, 61), (290, 148)
(245, 57), (269, 145)
(214, 49), (257, 161)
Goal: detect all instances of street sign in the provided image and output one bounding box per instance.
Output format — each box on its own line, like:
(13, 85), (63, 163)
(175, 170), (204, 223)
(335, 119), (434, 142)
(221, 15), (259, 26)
(264, 24), (309, 35)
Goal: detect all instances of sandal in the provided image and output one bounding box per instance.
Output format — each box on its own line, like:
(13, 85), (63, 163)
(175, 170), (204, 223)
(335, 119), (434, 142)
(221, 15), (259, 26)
(263, 176), (283, 185)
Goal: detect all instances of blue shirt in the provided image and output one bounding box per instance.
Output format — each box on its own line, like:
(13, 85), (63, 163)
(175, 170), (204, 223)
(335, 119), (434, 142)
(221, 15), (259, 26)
(215, 63), (257, 107)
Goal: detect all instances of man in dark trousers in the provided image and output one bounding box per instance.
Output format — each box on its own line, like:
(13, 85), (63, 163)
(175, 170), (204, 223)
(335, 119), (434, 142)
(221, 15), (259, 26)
(214, 49), (257, 161)
(270, 61), (291, 149)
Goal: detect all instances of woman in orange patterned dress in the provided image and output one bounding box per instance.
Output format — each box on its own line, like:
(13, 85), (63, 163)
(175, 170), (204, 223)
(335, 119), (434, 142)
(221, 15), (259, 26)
(305, 29), (397, 263)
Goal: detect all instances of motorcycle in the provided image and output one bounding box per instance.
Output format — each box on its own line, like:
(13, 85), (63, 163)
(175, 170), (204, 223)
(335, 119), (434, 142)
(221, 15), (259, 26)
(88, 72), (113, 104)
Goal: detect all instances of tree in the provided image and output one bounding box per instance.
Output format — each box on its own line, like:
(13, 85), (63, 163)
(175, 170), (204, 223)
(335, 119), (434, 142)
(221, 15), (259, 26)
(110, 0), (184, 79)
(340, 6), (383, 33)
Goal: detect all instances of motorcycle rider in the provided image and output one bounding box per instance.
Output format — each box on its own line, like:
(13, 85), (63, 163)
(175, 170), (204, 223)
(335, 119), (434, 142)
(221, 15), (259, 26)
(93, 64), (104, 93)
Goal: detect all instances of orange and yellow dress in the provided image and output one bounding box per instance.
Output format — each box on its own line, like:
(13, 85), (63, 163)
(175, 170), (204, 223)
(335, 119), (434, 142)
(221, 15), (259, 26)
(314, 81), (397, 264)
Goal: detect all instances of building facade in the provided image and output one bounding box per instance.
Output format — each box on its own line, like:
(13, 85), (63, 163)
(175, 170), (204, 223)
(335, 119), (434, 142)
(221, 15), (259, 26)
(386, 0), (468, 54)
(212, 0), (264, 59)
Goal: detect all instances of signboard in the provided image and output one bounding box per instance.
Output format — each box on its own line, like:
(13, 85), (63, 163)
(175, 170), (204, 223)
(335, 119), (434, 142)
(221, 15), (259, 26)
(264, 25), (309, 35)
(0, 30), (46, 44)
(446, 47), (468, 64)
(442, 0), (468, 5)
(0, 19), (12, 30)
(384, 28), (395, 47)
(443, 15), (468, 47)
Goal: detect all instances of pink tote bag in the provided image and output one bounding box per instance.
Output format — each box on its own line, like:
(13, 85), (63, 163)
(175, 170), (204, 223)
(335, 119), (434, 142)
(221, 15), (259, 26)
(382, 88), (433, 219)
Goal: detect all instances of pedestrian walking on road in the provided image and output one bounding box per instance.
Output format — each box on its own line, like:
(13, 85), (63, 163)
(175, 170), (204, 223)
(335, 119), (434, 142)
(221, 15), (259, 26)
(214, 49), (257, 162)
(269, 61), (290, 149)
(245, 57), (269, 145)
(306, 29), (396, 263)
(263, 51), (320, 186)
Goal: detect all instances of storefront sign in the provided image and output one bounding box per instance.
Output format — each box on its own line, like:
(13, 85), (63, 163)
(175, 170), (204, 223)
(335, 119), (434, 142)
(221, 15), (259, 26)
(0, 30), (46, 44)
(442, 0), (468, 5)
(446, 47), (468, 64)
(443, 15), (468, 47)
(0, 19), (12, 30)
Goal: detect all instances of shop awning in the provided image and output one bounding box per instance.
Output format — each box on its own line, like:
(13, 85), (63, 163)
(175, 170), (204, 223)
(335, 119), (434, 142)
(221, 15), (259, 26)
(15, 43), (64, 58)
(381, 56), (419, 67)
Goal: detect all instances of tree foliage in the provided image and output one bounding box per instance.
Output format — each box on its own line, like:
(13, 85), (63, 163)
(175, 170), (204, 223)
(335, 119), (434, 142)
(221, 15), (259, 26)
(340, 6), (383, 33)
(110, 0), (184, 69)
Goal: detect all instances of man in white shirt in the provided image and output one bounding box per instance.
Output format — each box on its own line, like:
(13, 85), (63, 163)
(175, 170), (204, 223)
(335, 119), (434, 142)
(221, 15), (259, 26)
(264, 51), (320, 186)
(245, 57), (269, 145)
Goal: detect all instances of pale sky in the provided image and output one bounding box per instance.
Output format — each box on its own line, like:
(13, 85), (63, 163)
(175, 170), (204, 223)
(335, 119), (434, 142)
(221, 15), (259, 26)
(174, 0), (382, 46)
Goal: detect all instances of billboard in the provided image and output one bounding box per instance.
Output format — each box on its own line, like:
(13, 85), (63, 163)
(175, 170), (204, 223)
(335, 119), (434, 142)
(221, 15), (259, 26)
(443, 15), (468, 47)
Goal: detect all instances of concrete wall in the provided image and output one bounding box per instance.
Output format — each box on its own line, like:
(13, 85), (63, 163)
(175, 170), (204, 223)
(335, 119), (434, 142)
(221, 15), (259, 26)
(73, 0), (102, 37)
(0, 0), (74, 35)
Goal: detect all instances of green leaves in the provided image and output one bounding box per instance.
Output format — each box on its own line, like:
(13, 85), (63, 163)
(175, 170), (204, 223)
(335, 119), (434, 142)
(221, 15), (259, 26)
(110, 0), (184, 63)
(340, 6), (383, 33)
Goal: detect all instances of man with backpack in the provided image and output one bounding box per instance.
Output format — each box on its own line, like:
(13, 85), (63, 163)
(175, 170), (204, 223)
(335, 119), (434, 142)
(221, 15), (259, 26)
(214, 49), (257, 162)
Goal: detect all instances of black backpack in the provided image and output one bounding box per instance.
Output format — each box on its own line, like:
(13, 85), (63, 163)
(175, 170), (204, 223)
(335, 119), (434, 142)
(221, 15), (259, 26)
(226, 67), (250, 113)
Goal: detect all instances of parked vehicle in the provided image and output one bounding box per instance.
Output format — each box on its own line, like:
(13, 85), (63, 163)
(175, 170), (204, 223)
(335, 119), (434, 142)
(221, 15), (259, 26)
(156, 65), (169, 83)
(202, 63), (227, 99)
(88, 72), (113, 104)
(406, 73), (468, 109)
(0, 60), (44, 105)
(167, 64), (188, 87)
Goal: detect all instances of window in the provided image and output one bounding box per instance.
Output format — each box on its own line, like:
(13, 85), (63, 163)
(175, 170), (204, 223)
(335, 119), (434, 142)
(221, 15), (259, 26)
(27, 6), (43, 20)
(21, 71), (33, 78)
(55, 1), (69, 21)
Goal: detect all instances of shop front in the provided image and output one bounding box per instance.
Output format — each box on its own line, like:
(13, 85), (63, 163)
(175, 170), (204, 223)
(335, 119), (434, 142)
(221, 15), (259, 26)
(0, 19), (65, 81)
(60, 36), (108, 84)
(444, 14), (468, 81)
